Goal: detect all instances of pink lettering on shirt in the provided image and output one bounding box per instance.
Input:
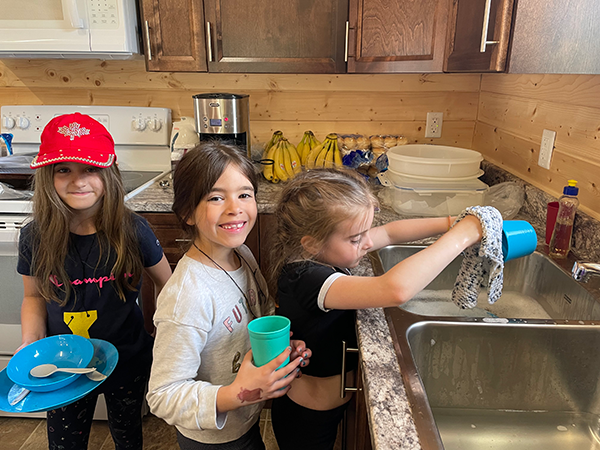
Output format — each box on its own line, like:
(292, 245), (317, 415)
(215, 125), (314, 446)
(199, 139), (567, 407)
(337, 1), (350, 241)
(49, 272), (133, 288)
(232, 305), (242, 323)
(223, 317), (234, 333)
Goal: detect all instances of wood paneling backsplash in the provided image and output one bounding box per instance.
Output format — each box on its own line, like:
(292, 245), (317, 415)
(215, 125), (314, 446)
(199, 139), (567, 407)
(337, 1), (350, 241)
(474, 74), (600, 220)
(0, 60), (598, 219)
(0, 59), (479, 149)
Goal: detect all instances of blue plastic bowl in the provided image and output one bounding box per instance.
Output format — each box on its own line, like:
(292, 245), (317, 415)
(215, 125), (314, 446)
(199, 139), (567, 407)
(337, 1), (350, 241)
(7, 335), (94, 393)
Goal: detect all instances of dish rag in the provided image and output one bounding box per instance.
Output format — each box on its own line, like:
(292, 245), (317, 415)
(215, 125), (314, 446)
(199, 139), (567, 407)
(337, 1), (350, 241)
(451, 206), (504, 309)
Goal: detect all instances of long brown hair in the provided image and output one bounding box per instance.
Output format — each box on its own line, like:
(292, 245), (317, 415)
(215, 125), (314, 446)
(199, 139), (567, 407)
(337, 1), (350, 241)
(28, 163), (143, 306)
(270, 169), (378, 286)
(171, 141), (257, 249)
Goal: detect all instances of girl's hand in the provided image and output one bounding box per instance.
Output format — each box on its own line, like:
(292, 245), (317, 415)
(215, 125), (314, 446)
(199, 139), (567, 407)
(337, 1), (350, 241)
(218, 346), (304, 412)
(290, 339), (311, 370)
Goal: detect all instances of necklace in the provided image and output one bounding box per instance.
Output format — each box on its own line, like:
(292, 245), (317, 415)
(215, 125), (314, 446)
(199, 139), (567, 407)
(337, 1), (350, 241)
(193, 242), (261, 312)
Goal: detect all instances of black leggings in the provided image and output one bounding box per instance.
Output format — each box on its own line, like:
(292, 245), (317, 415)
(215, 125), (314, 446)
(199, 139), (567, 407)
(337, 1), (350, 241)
(271, 394), (349, 450)
(46, 366), (149, 450)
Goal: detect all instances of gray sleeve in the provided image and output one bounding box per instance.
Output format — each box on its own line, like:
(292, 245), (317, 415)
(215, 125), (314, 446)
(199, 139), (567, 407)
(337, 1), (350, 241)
(147, 320), (227, 431)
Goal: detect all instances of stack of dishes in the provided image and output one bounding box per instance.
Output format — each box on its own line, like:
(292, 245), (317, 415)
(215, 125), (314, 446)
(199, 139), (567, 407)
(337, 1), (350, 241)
(0, 334), (118, 413)
(380, 144), (488, 216)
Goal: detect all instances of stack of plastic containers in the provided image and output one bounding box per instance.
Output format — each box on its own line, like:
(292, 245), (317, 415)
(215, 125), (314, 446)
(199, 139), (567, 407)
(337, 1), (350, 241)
(380, 144), (487, 216)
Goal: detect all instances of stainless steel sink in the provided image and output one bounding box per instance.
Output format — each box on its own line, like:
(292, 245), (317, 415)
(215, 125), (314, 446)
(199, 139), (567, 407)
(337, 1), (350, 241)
(371, 245), (600, 449)
(374, 245), (600, 321)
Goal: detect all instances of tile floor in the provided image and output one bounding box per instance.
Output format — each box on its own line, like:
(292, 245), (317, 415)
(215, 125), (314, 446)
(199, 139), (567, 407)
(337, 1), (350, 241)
(0, 409), (283, 450)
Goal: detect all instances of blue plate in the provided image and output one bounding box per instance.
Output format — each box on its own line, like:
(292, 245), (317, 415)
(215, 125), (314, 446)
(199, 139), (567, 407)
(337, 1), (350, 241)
(7, 334), (94, 392)
(0, 339), (118, 413)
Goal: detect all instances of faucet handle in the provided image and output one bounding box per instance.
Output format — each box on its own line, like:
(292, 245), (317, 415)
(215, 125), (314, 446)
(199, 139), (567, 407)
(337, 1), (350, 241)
(572, 261), (600, 282)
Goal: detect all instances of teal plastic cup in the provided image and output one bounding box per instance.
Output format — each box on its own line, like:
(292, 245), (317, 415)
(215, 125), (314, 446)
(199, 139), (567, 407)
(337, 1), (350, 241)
(502, 220), (538, 262)
(247, 316), (291, 369)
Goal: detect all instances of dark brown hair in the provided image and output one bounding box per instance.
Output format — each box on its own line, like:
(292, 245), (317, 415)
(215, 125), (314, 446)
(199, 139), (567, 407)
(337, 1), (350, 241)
(29, 163), (143, 306)
(171, 141), (258, 248)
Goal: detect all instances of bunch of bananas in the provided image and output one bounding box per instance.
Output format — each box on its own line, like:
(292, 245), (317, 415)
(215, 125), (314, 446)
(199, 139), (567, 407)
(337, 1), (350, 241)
(262, 133), (302, 183)
(296, 131), (321, 166)
(305, 133), (343, 169)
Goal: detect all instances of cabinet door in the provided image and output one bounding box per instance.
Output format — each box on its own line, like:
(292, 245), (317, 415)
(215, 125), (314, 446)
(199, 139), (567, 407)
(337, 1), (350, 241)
(203, 0), (348, 73)
(139, 0), (208, 72)
(508, 0), (600, 74)
(343, 355), (373, 450)
(348, 0), (450, 73)
(444, 0), (514, 72)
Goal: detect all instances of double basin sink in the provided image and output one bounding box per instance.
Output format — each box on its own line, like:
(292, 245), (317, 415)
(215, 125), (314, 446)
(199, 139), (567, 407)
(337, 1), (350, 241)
(370, 245), (600, 450)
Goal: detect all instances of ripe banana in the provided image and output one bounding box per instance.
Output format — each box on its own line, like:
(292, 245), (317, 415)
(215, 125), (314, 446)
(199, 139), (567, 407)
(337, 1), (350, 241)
(286, 140), (302, 174)
(264, 131), (283, 156)
(296, 132), (309, 166)
(306, 141), (325, 169)
(299, 131), (321, 166)
(333, 137), (343, 167)
(315, 140), (331, 169)
(272, 141), (289, 182)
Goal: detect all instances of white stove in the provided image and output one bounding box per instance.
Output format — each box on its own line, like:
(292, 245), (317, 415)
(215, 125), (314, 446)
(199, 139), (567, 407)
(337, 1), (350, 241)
(0, 105), (172, 418)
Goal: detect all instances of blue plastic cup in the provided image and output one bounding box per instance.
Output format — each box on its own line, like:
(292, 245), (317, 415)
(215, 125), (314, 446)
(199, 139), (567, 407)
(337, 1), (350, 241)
(247, 316), (291, 369)
(502, 220), (538, 262)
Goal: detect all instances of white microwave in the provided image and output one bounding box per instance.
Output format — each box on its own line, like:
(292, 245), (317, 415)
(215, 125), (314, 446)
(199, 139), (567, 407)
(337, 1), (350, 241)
(0, 0), (139, 59)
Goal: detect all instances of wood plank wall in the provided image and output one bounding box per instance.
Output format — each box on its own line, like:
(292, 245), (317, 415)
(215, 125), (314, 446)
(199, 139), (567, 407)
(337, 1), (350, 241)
(0, 59), (479, 151)
(473, 74), (600, 220)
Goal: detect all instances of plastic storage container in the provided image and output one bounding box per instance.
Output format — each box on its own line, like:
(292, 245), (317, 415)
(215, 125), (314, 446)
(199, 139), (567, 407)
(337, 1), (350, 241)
(387, 144), (483, 178)
(384, 177), (489, 216)
(549, 179), (579, 258)
(385, 167), (484, 185)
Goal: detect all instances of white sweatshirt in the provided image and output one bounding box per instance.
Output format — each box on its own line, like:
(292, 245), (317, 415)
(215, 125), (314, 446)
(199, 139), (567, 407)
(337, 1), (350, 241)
(147, 245), (274, 444)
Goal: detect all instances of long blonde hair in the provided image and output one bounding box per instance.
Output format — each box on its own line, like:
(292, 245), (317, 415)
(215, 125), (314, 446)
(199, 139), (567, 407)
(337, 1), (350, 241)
(27, 164), (143, 306)
(270, 169), (378, 286)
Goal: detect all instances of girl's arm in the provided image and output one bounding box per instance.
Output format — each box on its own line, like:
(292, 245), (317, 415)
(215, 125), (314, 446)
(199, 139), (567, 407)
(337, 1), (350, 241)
(323, 216), (482, 310)
(147, 320), (303, 431)
(369, 216), (453, 251)
(144, 254), (172, 298)
(18, 275), (47, 352)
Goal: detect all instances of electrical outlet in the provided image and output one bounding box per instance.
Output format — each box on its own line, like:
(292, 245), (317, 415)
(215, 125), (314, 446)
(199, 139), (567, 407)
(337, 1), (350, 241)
(425, 112), (443, 138)
(538, 129), (556, 169)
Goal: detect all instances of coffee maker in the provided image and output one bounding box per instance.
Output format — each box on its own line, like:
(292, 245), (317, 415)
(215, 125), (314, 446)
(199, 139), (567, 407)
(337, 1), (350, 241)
(193, 93), (250, 157)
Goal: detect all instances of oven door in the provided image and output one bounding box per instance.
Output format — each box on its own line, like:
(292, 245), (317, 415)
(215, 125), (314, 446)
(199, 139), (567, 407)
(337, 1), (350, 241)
(0, 0), (91, 53)
(0, 225), (24, 361)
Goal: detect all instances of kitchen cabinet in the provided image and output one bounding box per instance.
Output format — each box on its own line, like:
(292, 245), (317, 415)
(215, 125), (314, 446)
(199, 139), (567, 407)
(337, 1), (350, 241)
(444, 0), (515, 72)
(347, 0), (450, 73)
(139, 0), (208, 72)
(138, 212), (260, 333)
(508, 0), (600, 74)
(343, 353), (373, 450)
(203, 0), (348, 73)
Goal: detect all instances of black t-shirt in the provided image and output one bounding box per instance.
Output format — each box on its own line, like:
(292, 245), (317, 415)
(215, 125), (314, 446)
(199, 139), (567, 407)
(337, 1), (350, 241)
(277, 261), (358, 378)
(17, 214), (164, 388)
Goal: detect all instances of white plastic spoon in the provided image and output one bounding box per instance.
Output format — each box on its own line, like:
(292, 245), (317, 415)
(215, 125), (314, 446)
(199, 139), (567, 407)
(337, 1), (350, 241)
(30, 364), (97, 378)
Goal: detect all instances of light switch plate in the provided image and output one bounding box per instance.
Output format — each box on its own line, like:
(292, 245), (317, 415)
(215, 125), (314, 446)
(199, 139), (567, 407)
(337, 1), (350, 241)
(538, 129), (556, 169)
(425, 112), (443, 138)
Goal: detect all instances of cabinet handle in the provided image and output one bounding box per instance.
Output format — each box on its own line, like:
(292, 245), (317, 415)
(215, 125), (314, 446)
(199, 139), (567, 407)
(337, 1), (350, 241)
(144, 21), (152, 61)
(175, 238), (191, 242)
(344, 21), (349, 62)
(206, 22), (213, 62)
(340, 340), (359, 398)
(480, 0), (500, 52)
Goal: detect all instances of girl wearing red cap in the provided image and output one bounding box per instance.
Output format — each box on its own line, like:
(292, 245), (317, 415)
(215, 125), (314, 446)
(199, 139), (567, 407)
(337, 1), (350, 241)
(16, 113), (172, 449)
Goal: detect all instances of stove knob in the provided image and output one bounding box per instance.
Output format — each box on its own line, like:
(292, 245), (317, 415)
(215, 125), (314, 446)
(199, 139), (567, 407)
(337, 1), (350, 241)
(147, 118), (162, 132)
(132, 117), (146, 131)
(17, 116), (30, 130)
(2, 116), (15, 130)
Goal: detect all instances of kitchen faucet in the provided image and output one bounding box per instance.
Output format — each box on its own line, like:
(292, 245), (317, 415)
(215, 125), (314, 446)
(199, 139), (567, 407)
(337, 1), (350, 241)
(572, 261), (600, 282)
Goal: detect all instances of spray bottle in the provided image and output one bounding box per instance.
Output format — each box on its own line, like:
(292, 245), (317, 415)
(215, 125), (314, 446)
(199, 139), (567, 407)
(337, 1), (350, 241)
(549, 179), (579, 258)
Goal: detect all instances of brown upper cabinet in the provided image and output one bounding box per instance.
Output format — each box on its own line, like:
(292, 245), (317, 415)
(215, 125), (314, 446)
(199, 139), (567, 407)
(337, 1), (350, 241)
(202, 0), (348, 73)
(347, 0), (450, 73)
(444, 0), (515, 72)
(508, 0), (600, 74)
(139, 0), (208, 72)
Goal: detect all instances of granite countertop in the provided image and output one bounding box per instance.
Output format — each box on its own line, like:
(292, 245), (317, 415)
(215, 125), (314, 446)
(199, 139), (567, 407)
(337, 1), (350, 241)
(126, 164), (600, 450)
